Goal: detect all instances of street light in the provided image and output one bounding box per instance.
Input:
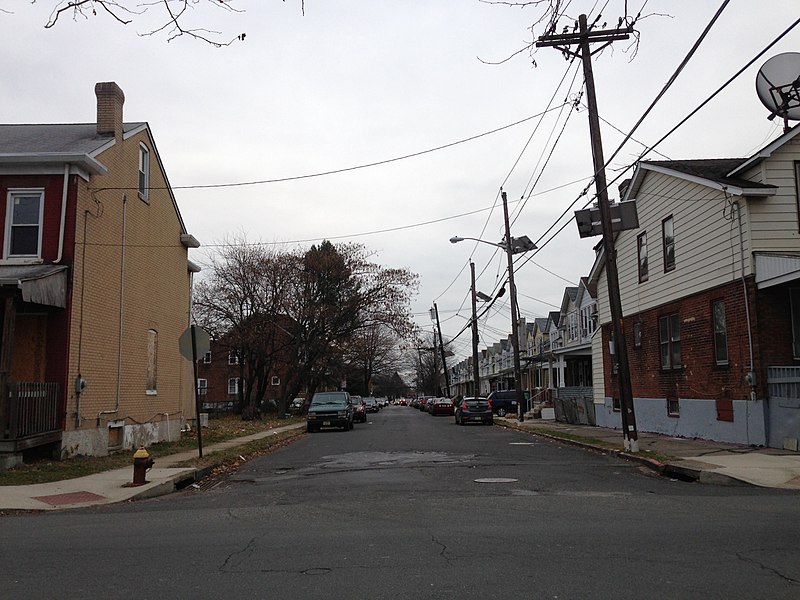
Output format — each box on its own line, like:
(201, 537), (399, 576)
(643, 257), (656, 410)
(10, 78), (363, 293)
(450, 190), (536, 421)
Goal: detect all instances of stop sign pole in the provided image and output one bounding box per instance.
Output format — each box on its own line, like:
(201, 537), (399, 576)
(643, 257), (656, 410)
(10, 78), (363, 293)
(180, 324), (210, 458)
(190, 325), (203, 457)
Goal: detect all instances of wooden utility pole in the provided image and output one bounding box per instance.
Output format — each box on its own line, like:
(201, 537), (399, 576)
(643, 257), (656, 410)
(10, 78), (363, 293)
(433, 304), (451, 398)
(537, 14), (639, 451)
(501, 191), (526, 422)
(470, 261), (481, 397)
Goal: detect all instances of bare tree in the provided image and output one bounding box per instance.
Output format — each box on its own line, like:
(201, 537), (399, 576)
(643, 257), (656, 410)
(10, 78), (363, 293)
(193, 238), (297, 418)
(31, 0), (305, 45)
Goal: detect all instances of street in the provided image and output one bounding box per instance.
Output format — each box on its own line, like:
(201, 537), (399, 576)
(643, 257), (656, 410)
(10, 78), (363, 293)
(1, 406), (799, 599)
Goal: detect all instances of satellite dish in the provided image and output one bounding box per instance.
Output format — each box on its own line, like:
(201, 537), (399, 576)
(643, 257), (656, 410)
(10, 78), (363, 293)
(756, 52), (800, 124)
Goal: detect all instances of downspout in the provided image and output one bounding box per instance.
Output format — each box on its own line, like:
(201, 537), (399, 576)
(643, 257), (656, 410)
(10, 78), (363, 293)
(734, 200), (757, 445)
(98, 194), (126, 423)
(54, 164), (69, 264)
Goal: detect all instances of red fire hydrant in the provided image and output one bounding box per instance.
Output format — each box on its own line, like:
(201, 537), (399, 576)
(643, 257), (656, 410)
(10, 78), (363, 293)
(132, 447), (154, 486)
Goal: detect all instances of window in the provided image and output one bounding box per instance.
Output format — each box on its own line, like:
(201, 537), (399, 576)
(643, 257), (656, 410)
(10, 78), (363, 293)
(197, 379), (208, 395)
(795, 161), (800, 233)
(791, 289), (800, 359)
(662, 216), (675, 272)
(203, 351), (211, 364)
(6, 189), (43, 258)
(713, 300), (728, 365)
(228, 351), (239, 365)
(637, 232), (648, 282)
(659, 314), (681, 370)
(568, 313), (578, 341)
(612, 397), (621, 412)
(667, 397), (680, 417)
(138, 143), (150, 201)
(271, 376), (280, 386)
(227, 378), (240, 395)
(146, 329), (158, 393)
(633, 322), (642, 348)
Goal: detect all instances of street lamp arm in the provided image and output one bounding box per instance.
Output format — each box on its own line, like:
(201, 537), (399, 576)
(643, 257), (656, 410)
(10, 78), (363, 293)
(449, 236), (504, 249)
(450, 235), (537, 254)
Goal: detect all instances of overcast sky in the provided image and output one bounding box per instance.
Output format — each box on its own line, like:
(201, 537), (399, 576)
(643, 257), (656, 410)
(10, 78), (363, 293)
(3, 1), (799, 361)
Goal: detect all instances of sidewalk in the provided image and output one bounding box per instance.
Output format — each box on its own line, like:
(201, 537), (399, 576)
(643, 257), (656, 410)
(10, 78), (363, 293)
(0, 422), (306, 512)
(498, 416), (800, 490)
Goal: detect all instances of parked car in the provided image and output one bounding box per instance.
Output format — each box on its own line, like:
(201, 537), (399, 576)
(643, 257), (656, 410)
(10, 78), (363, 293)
(288, 397), (308, 415)
(429, 397), (454, 416)
(364, 397), (380, 413)
(306, 391), (353, 432)
(455, 397), (493, 425)
(486, 390), (529, 417)
(351, 396), (367, 423)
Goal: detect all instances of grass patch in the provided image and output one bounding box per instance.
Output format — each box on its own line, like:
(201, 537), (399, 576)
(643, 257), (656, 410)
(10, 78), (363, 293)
(0, 415), (303, 486)
(533, 427), (622, 450)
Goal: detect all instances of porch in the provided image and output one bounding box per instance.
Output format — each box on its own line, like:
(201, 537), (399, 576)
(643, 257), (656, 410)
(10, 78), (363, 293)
(0, 382), (62, 466)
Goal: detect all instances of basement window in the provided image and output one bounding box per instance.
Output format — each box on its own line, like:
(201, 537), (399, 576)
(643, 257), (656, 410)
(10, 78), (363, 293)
(667, 397), (680, 417)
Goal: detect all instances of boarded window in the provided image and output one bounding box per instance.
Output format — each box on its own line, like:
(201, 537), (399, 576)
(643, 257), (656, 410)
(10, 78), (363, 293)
(713, 300), (728, 365)
(146, 329), (158, 393)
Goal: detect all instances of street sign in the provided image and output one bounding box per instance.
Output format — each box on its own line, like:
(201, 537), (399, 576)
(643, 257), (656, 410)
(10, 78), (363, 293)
(179, 325), (210, 361)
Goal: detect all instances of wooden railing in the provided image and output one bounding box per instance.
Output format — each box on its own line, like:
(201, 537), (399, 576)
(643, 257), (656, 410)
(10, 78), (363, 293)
(7, 382), (61, 439)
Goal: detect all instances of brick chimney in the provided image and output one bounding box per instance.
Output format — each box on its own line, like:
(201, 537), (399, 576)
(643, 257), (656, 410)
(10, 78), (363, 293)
(95, 82), (125, 142)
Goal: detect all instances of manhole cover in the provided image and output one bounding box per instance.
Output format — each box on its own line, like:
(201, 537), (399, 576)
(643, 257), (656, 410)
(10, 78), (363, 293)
(474, 477), (519, 483)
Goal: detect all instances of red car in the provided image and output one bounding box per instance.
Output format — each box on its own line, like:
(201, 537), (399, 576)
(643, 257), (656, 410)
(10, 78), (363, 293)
(428, 398), (454, 416)
(351, 397), (367, 423)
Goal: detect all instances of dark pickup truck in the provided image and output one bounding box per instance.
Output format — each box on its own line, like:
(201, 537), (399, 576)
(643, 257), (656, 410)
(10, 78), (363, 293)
(306, 391), (353, 432)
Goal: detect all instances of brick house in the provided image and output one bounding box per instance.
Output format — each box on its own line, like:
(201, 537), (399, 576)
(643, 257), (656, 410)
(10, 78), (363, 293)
(0, 82), (199, 468)
(592, 125), (800, 450)
(195, 317), (299, 414)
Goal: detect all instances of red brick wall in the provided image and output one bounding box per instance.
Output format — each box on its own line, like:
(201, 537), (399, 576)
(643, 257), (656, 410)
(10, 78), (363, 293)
(604, 277), (772, 402)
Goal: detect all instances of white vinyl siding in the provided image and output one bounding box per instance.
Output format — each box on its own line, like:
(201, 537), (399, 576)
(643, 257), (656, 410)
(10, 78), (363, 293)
(744, 141), (800, 249)
(598, 172), (755, 324)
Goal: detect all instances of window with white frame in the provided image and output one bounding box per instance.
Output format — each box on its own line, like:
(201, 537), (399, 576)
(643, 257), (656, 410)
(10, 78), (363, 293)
(203, 351), (211, 364)
(197, 378), (208, 395)
(637, 231), (648, 282)
(271, 376), (280, 386)
(663, 216), (675, 272)
(659, 314), (681, 370)
(568, 313), (578, 341)
(227, 377), (240, 395)
(228, 350), (239, 365)
(6, 189), (44, 258)
(581, 306), (596, 338)
(138, 143), (150, 201)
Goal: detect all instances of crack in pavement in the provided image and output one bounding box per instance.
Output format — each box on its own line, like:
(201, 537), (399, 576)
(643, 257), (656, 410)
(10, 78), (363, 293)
(737, 552), (800, 585)
(220, 536), (258, 572)
(430, 533), (452, 565)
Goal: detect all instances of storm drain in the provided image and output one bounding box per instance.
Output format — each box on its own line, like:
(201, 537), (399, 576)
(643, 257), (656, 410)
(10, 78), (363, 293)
(474, 477), (519, 483)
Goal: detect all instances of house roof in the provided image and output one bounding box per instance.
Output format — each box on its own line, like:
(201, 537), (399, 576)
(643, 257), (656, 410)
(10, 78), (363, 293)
(626, 159), (777, 200)
(0, 122), (146, 156)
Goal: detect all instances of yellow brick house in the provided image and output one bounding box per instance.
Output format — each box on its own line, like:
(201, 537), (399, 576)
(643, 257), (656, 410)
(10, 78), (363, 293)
(0, 82), (199, 468)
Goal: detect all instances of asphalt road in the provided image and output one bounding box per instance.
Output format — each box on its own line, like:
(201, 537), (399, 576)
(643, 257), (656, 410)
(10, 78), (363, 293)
(2, 406), (799, 599)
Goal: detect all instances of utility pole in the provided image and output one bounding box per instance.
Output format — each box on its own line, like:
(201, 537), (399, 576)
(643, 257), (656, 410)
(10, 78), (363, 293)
(470, 261), (481, 397)
(501, 191), (526, 422)
(537, 14), (639, 451)
(433, 303), (451, 398)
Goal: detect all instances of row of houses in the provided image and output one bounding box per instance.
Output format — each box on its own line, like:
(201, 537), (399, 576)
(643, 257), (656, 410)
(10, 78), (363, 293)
(448, 125), (800, 452)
